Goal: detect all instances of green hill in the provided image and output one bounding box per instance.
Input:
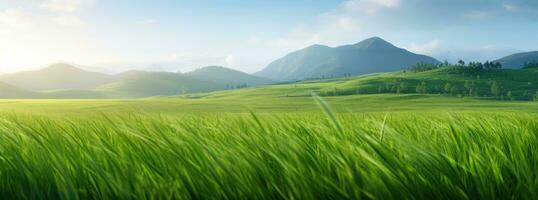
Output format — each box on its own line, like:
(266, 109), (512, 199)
(191, 67), (538, 101)
(0, 63), (116, 91)
(96, 71), (221, 97)
(186, 66), (274, 87)
(494, 51), (538, 69)
(0, 82), (42, 98)
(255, 37), (440, 81)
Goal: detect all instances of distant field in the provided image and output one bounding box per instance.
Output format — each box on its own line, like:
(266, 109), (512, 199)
(1, 94), (537, 117)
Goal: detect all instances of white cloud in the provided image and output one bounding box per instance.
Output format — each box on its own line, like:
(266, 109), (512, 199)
(42, 0), (82, 12)
(51, 15), (83, 26)
(368, 0), (400, 7)
(0, 9), (105, 72)
(408, 39), (441, 54)
(225, 55), (235, 66)
(503, 3), (517, 12)
(464, 11), (494, 20)
(0, 9), (35, 30)
(342, 0), (400, 14)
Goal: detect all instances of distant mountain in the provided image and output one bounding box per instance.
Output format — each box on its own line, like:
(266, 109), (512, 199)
(0, 82), (41, 98)
(96, 71), (221, 97)
(494, 51), (538, 69)
(255, 37), (440, 81)
(0, 63), (116, 91)
(186, 66), (274, 87)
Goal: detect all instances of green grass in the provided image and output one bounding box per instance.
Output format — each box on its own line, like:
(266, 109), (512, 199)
(1, 107), (538, 199)
(1, 75), (538, 198)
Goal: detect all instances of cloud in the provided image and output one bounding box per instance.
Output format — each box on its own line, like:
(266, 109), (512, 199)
(408, 39), (441, 54)
(264, 0), (402, 50)
(464, 11), (494, 20)
(502, 1), (538, 15)
(342, 0), (400, 14)
(503, 3), (517, 12)
(0, 9), (35, 30)
(51, 15), (83, 26)
(225, 55), (235, 66)
(42, 0), (81, 12)
(0, 8), (103, 72)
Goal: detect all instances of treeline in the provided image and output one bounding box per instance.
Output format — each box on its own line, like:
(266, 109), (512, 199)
(319, 79), (538, 101)
(226, 83), (248, 89)
(523, 61), (538, 69)
(409, 60), (502, 72)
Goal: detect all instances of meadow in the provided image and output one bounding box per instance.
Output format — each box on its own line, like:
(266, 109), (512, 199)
(0, 94), (538, 199)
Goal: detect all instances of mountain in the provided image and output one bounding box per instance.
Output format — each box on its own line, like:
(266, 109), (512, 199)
(255, 37), (441, 81)
(186, 66), (274, 87)
(0, 82), (41, 98)
(0, 63), (116, 91)
(96, 71), (221, 97)
(494, 51), (538, 69)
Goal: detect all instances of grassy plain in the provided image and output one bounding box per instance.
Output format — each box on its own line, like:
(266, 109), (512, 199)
(0, 75), (538, 198)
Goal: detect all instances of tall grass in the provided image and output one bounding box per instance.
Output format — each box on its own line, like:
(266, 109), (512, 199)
(0, 111), (536, 199)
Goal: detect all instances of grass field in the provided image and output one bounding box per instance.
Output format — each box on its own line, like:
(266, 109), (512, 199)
(0, 93), (537, 199)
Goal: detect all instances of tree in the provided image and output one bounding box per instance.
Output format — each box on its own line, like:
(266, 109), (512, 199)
(494, 62), (502, 69)
(484, 61), (490, 70)
(490, 81), (500, 96)
(416, 81), (428, 94)
(398, 82), (406, 94)
(524, 61), (538, 69)
(450, 86), (457, 96)
(464, 81), (476, 96)
(443, 82), (451, 94)
(458, 60), (465, 66)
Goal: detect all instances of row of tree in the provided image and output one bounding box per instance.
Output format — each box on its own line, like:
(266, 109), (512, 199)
(226, 83), (248, 89)
(409, 60), (503, 72)
(320, 79), (538, 101)
(523, 61), (538, 69)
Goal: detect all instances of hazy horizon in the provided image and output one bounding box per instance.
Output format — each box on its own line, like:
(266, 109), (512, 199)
(1, 0), (537, 74)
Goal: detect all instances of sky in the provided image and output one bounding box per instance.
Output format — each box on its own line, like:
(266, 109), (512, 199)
(0, 0), (537, 74)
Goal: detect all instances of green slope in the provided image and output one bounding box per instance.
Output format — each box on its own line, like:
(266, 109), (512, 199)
(191, 67), (538, 101)
(186, 66), (274, 87)
(494, 51), (538, 69)
(0, 63), (116, 91)
(96, 71), (221, 97)
(0, 82), (42, 98)
(255, 37), (440, 81)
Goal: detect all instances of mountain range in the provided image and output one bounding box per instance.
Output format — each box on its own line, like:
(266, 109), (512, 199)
(255, 37), (441, 81)
(0, 63), (116, 91)
(494, 51), (538, 69)
(0, 64), (272, 98)
(0, 36), (537, 98)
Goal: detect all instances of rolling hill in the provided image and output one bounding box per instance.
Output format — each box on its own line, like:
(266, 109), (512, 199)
(255, 37), (440, 81)
(186, 66), (274, 87)
(0, 82), (41, 98)
(96, 71), (221, 97)
(0, 63), (116, 91)
(0, 65), (276, 98)
(494, 51), (538, 69)
(191, 66), (538, 101)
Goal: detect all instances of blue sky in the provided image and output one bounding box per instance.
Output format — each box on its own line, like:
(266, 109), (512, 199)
(0, 0), (537, 73)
